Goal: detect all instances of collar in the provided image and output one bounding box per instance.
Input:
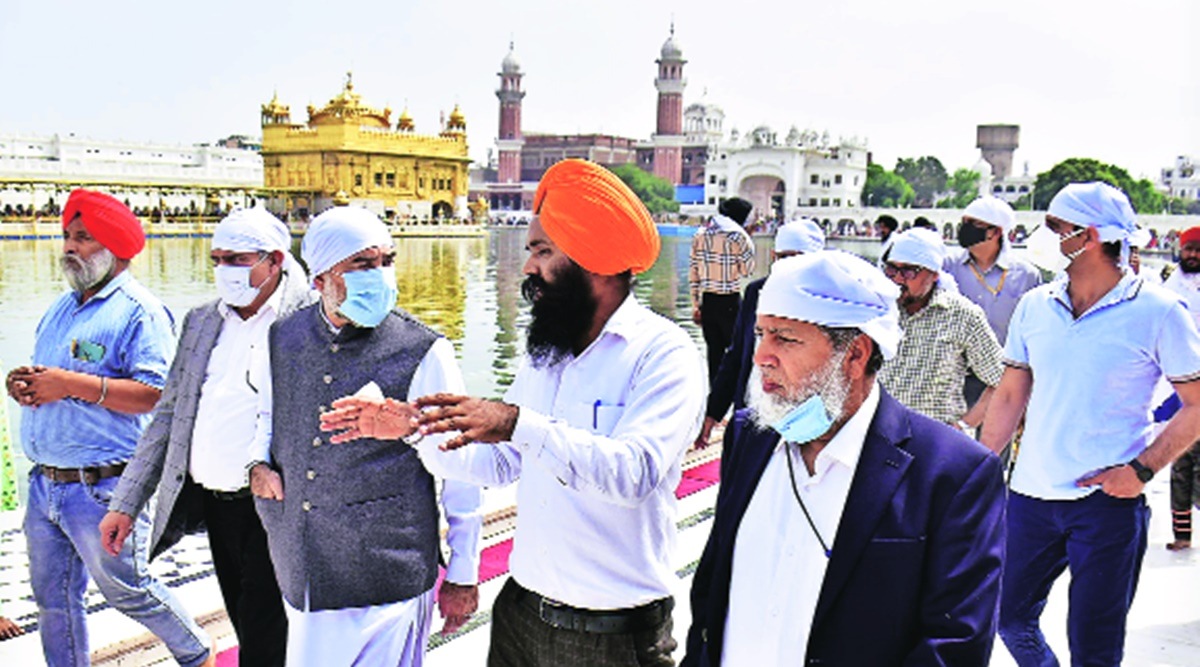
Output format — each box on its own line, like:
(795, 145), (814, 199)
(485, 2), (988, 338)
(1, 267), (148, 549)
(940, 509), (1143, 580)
(963, 243), (1013, 271)
(593, 293), (644, 343)
(1050, 270), (1142, 315)
(77, 269), (131, 306)
(774, 381), (879, 473)
(217, 275), (286, 321)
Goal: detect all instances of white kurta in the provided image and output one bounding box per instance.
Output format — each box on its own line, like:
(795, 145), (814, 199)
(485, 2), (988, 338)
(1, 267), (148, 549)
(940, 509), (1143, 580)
(721, 385), (878, 666)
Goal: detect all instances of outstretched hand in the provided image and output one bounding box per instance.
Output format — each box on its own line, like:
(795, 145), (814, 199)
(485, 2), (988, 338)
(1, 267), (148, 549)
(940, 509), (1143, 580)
(414, 393), (520, 450)
(321, 397), (419, 443)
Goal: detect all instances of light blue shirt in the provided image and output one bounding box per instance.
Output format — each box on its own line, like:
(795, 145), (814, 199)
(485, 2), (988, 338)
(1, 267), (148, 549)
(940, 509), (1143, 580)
(21, 271), (175, 468)
(1004, 273), (1200, 499)
(943, 245), (1043, 345)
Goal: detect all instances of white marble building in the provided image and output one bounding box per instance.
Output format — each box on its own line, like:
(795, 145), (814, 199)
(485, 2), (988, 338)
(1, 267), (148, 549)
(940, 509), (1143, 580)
(1162, 156), (1199, 201)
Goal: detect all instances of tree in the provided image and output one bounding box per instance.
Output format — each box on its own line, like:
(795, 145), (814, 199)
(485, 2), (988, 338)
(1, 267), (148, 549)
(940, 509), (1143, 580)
(1032, 157), (1164, 213)
(862, 163), (915, 208)
(607, 163), (680, 214)
(936, 169), (982, 208)
(895, 156), (948, 208)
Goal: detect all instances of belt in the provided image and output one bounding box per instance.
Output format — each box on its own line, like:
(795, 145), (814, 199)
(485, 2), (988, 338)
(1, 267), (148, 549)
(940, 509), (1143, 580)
(40, 463), (126, 485)
(208, 487), (252, 501)
(507, 580), (673, 635)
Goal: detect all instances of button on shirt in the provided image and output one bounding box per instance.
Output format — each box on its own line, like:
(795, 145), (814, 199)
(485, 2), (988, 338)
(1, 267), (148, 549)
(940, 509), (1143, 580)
(21, 271), (175, 467)
(417, 295), (706, 609)
(189, 286), (284, 491)
(880, 284), (1004, 424)
(943, 246), (1043, 344)
(722, 384), (878, 666)
(1005, 274), (1200, 499)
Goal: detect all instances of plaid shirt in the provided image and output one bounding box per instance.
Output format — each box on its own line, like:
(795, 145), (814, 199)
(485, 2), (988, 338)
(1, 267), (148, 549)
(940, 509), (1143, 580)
(879, 284), (1004, 424)
(688, 226), (755, 305)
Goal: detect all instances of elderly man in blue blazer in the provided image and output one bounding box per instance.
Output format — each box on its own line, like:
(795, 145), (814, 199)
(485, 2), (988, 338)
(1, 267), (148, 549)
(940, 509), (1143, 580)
(682, 250), (1005, 666)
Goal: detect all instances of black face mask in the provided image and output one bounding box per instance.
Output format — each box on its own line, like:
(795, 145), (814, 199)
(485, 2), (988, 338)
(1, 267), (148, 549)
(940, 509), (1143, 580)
(957, 223), (990, 248)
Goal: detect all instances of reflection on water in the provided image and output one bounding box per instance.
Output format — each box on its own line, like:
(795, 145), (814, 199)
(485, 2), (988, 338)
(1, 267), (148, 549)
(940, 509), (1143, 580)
(8, 229), (1145, 505)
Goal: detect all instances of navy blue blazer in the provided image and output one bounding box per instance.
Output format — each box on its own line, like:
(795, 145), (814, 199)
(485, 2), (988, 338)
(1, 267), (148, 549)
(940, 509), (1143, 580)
(683, 389), (1005, 667)
(706, 277), (764, 421)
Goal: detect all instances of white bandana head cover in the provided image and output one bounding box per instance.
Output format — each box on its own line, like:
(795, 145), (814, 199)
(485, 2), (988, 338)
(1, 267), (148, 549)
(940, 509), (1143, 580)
(301, 206), (393, 282)
(758, 250), (903, 360)
(883, 227), (946, 273)
(963, 196), (1015, 233)
(1047, 182), (1136, 243)
(775, 218), (826, 254)
(213, 207), (292, 254)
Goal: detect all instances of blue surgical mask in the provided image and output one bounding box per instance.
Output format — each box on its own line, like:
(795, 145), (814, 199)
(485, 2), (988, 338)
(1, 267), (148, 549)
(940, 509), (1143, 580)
(772, 394), (835, 444)
(338, 266), (398, 328)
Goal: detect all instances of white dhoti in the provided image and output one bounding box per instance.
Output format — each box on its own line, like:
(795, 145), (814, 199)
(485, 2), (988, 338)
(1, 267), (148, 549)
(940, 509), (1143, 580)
(284, 587), (435, 666)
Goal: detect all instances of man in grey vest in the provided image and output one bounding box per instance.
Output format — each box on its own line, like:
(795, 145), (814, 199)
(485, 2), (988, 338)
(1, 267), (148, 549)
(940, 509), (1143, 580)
(101, 208), (313, 665)
(323, 159), (706, 666)
(249, 206), (482, 666)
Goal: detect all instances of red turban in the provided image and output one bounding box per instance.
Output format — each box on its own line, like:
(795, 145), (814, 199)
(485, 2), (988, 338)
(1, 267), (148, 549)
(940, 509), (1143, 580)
(62, 189), (145, 259)
(534, 159), (660, 275)
(1181, 227), (1200, 247)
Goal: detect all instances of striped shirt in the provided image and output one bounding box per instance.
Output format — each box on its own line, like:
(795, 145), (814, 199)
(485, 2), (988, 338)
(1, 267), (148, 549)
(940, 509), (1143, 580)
(688, 225), (755, 305)
(21, 270), (176, 467)
(879, 284), (1003, 424)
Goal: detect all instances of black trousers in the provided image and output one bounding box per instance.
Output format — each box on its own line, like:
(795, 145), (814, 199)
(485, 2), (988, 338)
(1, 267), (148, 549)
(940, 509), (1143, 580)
(488, 579), (676, 667)
(201, 491), (287, 667)
(1170, 441), (1200, 542)
(700, 292), (741, 387)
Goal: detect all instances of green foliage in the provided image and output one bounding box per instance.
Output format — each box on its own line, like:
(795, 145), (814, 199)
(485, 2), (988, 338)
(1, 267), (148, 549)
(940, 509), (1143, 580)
(895, 156), (948, 208)
(1032, 158), (1164, 213)
(862, 163), (915, 208)
(1166, 196), (1200, 215)
(935, 169), (982, 209)
(607, 163), (680, 214)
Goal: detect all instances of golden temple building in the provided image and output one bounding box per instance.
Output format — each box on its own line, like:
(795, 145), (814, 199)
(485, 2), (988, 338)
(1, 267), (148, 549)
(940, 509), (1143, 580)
(260, 73), (470, 221)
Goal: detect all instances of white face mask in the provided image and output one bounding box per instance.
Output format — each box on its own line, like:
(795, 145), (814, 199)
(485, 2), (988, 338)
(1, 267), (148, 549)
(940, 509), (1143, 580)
(214, 257), (266, 307)
(1026, 225), (1085, 274)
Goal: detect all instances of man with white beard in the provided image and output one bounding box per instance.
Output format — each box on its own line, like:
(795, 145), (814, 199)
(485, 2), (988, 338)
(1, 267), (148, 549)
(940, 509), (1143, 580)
(682, 250), (1005, 667)
(6, 189), (214, 666)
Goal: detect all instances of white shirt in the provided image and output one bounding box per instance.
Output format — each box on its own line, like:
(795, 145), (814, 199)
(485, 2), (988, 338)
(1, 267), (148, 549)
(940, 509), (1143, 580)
(190, 286), (284, 491)
(1162, 268), (1200, 327)
(251, 322), (482, 585)
(722, 384), (879, 666)
(417, 295), (706, 609)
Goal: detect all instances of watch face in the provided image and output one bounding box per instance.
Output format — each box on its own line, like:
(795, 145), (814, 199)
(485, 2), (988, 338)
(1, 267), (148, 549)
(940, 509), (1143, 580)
(1137, 467), (1154, 483)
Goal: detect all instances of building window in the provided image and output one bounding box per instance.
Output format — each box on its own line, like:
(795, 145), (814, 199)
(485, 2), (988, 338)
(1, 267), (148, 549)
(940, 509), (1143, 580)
(1018, 185), (1029, 193)
(833, 198), (841, 206)
(709, 175), (717, 184)
(386, 173), (396, 188)
(993, 185), (1003, 193)
(834, 174), (842, 185)
(820, 198), (830, 207)
(809, 198), (817, 206)
(854, 176), (859, 186)
(810, 174), (819, 185)
(355, 174), (363, 187)
(374, 173), (383, 187)
(708, 197), (716, 205)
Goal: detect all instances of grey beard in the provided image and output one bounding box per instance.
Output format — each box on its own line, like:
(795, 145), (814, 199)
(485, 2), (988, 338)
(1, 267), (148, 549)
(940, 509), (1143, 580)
(61, 248), (116, 292)
(746, 350), (850, 433)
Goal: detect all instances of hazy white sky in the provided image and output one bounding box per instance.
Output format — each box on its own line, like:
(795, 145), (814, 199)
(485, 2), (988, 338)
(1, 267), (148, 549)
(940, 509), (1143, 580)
(2, 0), (1195, 180)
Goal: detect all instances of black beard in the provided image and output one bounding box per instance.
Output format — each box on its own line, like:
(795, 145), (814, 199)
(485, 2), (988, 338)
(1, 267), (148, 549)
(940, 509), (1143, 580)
(1181, 258), (1200, 274)
(522, 261), (597, 368)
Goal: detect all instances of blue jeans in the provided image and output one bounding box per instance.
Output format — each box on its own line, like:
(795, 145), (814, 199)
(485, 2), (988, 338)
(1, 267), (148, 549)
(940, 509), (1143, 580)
(23, 469), (211, 667)
(999, 490), (1149, 667)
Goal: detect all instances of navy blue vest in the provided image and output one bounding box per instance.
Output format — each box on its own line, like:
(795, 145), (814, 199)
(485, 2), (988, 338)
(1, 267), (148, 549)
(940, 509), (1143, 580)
(257, 303), (440, 611)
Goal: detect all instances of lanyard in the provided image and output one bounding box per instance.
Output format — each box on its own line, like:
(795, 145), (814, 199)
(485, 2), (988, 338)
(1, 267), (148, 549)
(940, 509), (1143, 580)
(969, 261), (1007, 297)
(784, 442), (832, 558)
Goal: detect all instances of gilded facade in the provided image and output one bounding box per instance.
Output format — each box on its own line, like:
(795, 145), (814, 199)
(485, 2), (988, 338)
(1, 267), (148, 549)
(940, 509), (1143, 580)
(261, 74), (471, 221)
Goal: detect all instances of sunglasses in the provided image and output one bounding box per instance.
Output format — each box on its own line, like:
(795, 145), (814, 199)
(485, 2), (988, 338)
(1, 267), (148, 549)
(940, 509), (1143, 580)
(883, 263), (925, 281)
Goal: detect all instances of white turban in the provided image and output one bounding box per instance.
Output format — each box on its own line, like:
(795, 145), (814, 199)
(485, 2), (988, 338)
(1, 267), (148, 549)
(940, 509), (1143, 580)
(963, 196), (1015, 233)
(214, 208), (292, 253)
(883, 228), (946, 273)
(758, 250), (903, 360)
(1047, 182), (1136, 243)
(775, 218), (826, 254)
(301, 206), (393, 282)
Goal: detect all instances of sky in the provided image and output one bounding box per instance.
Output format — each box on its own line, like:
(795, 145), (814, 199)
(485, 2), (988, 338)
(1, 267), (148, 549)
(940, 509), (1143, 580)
(1, 0), (1195, 180)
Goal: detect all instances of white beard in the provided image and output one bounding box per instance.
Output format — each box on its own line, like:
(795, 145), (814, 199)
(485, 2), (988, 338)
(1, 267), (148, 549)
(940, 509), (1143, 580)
(746, 349), (851, 432)
(60, 248), (116, 292)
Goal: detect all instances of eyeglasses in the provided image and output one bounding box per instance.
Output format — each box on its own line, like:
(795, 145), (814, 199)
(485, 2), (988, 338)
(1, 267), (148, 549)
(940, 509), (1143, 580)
(883, 263), (925, 281)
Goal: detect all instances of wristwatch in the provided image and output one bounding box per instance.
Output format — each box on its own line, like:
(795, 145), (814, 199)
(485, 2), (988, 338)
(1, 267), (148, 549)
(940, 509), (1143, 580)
(1127, 457), (1154, 483)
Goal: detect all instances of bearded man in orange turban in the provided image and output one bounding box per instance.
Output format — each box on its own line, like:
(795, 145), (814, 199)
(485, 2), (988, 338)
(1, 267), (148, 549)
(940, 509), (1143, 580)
(322, 159), (706, 666)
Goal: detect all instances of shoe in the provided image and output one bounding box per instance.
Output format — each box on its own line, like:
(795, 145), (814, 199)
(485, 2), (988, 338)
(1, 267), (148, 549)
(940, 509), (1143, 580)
(1166, 540), (1191, 551)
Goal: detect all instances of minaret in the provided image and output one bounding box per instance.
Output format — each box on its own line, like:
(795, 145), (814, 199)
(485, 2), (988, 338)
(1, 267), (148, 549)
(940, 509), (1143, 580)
(496, 41), (525, 184)
(652, 23), (686, 185)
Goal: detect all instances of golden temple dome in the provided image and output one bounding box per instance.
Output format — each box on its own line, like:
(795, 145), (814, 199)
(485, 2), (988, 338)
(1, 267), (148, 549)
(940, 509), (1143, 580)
(397, 106), (414, 132)
(443, 104), (467, 134)
(308, 72), (392, 128)
(261, 91), (291, 124)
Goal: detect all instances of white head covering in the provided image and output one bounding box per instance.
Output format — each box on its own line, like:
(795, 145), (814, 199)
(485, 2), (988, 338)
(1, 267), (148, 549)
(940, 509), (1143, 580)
(1047, 182), (1137, 242)
(963, 196), (1016, 233)
(758, 250), (903, 360)
(213, 207), (292, 253)
(774, 218), (826, 254)
(1128, 227), (1152, 248)
(883, 227), (946, 273)
(301, 206), (393, 282)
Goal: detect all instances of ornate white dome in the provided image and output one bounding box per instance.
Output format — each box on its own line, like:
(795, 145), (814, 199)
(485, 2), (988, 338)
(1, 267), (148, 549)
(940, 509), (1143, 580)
(501, 42), (521, 74)
(660, 33), (683, 60)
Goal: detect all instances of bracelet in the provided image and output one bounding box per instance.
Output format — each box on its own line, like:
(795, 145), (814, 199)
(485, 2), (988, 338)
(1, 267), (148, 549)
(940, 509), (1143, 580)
(96, 376), (108, 405)
(956, 419), (972, 431)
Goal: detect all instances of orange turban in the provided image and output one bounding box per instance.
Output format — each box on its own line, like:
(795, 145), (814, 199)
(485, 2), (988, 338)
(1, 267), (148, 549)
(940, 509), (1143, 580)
(62, 189), (145, 259)
(534, 159), (660, 275)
